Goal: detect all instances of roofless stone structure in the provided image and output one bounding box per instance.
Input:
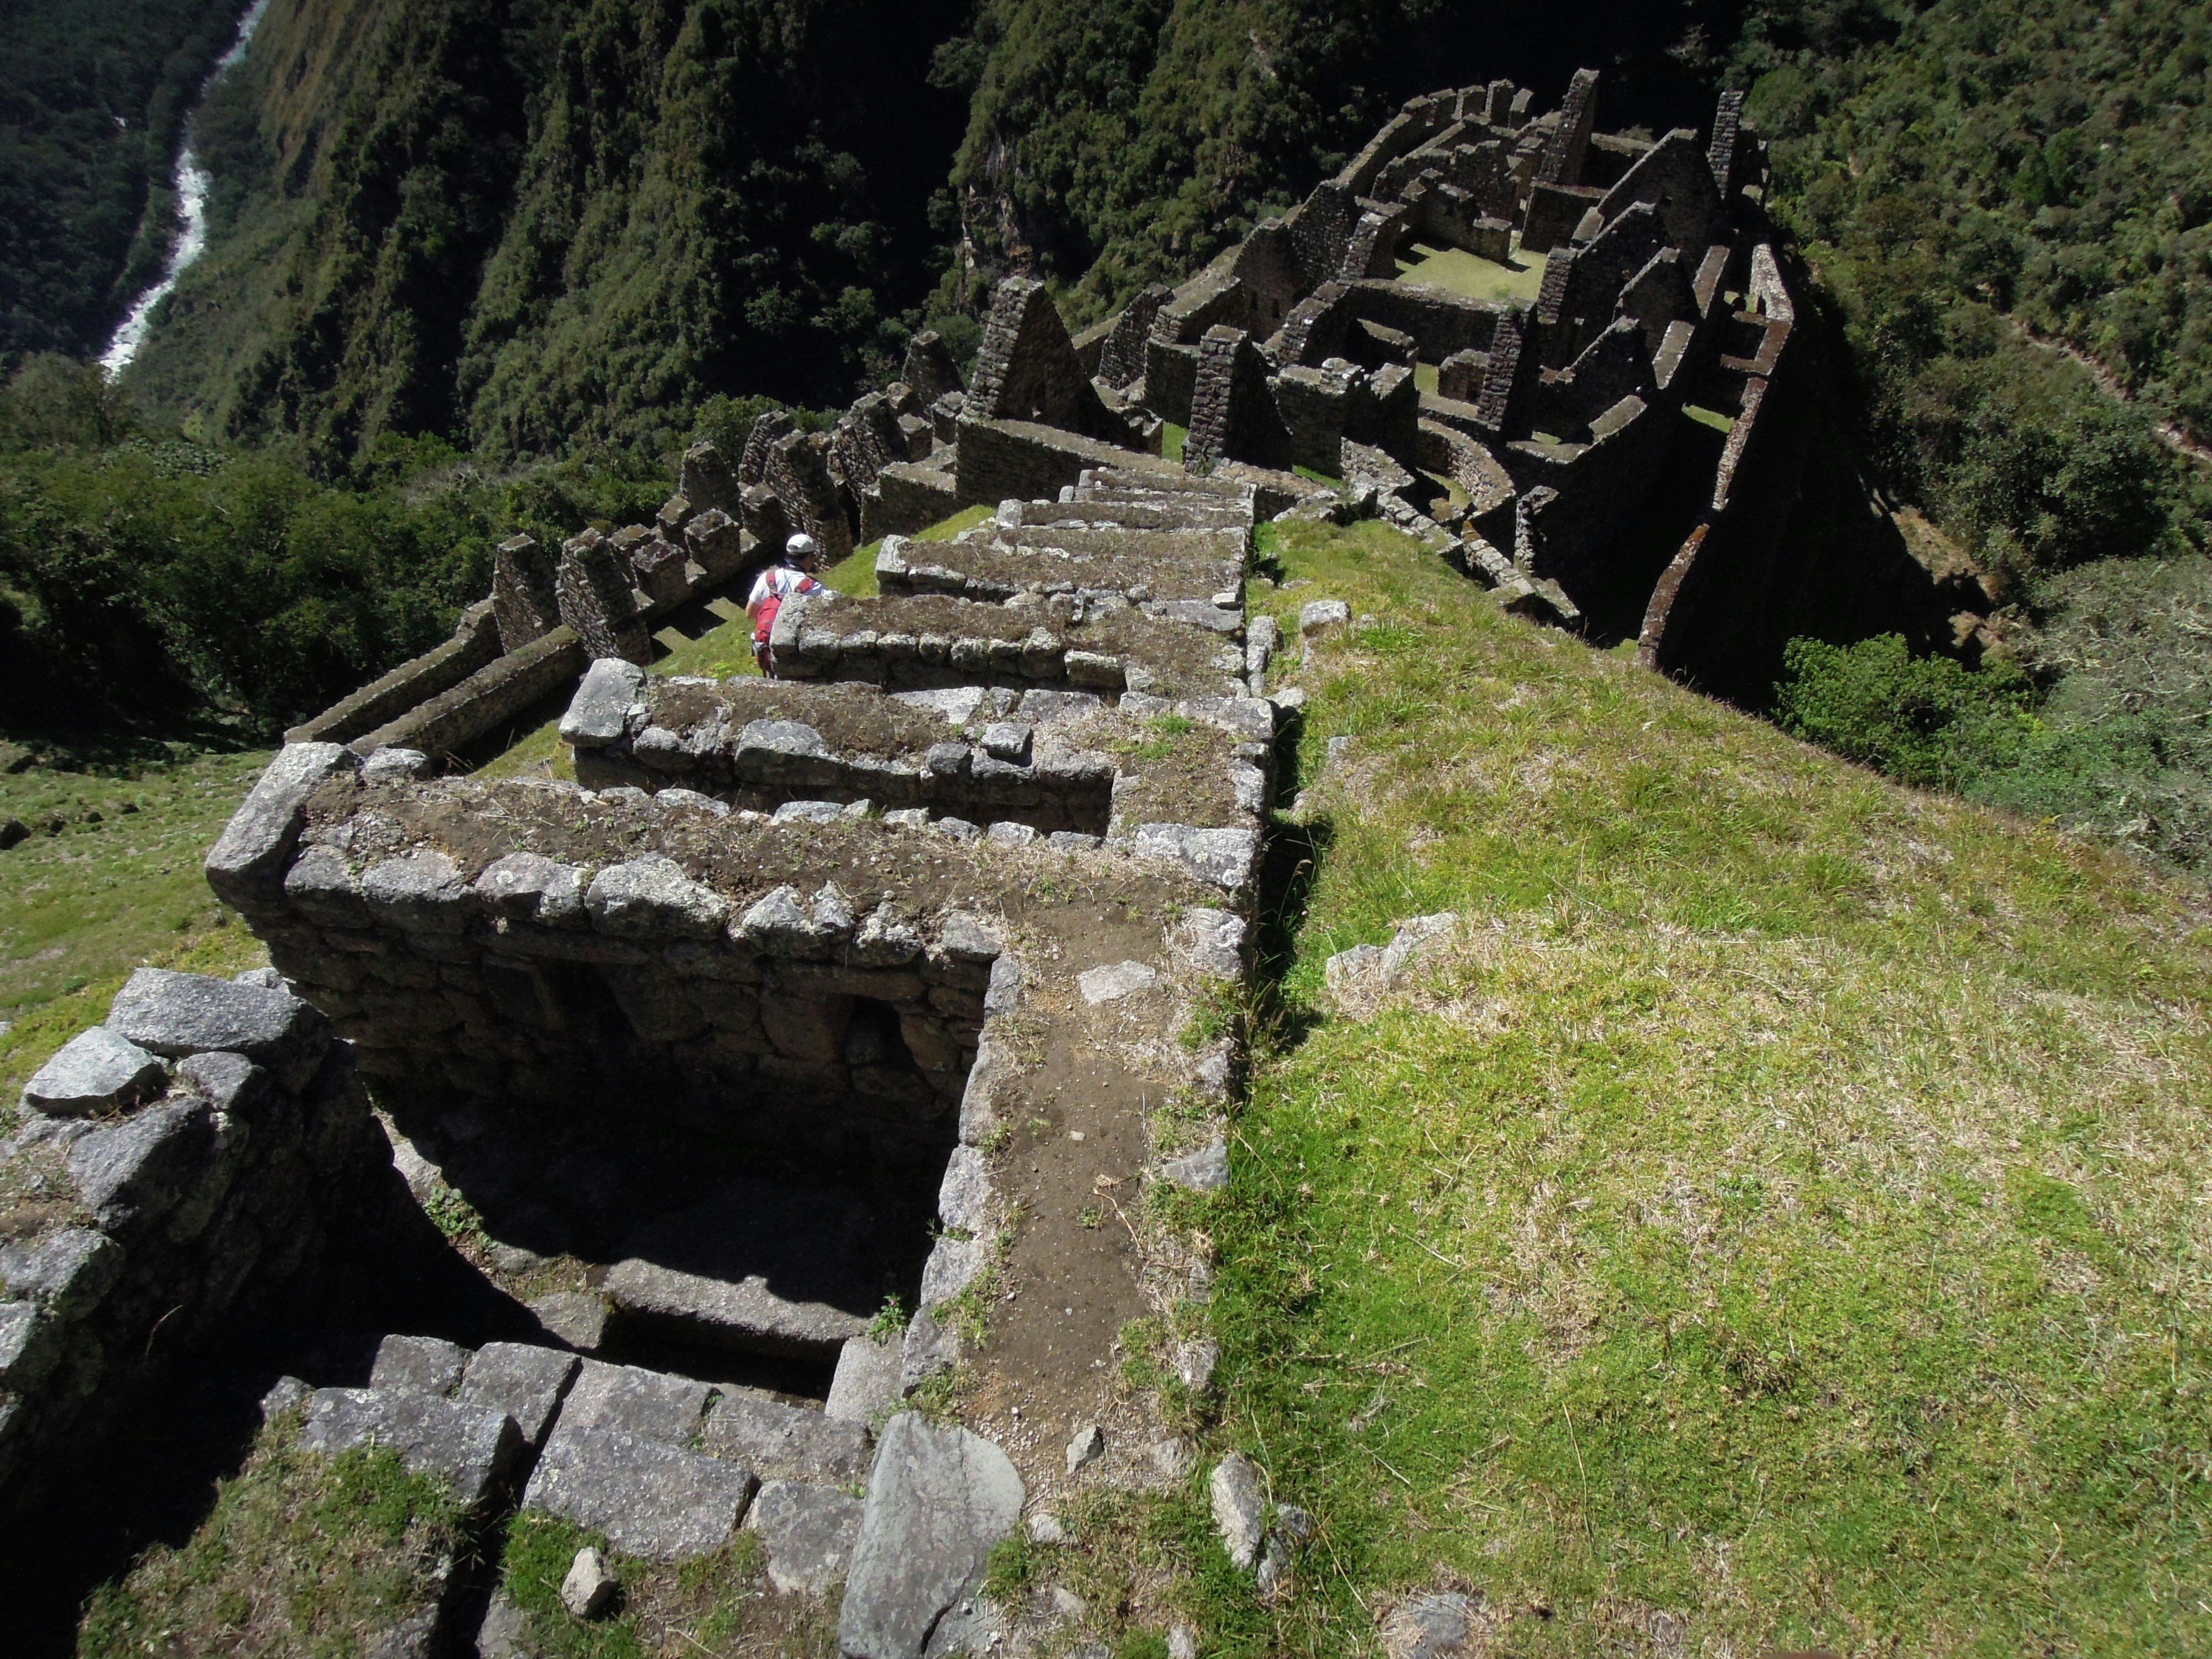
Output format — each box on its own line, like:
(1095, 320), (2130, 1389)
(4, 72), (1812, 1652)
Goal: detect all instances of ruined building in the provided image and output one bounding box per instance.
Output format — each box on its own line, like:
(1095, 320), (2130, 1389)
(3, 72), (1808, 1656)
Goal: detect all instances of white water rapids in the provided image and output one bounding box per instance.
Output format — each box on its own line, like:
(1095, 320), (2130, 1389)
(99, 0), (272, 377)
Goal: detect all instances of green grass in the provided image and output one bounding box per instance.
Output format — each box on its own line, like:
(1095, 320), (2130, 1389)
(0, 747), (272, 1103)
(1162, 424), (1188, 466)
(498, 1511), (818, 1658)
(1395, 241), (1545, 308)
(78, 1422), (465, 1659)
(1157, 520), (2212, 1655)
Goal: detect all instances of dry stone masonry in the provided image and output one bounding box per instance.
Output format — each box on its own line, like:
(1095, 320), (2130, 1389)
(7, 67), (1816, 1655)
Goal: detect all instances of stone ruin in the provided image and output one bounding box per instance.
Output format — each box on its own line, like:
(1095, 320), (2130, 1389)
(1, 70), (1815, 1657)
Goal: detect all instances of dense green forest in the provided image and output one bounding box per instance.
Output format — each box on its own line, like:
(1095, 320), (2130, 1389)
(0, 354), (691, 735)
(0, 0), (244, 366)
(121, 0), (974, 470)
(1736, 0), (2212, 867)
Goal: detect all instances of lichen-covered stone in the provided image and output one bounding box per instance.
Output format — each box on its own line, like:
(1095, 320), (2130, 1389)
(749, 1479), (864, 1596)
(457, 1342), (580, 1448)
(205, 743), (359, 910)
(106, 968), (331, 1092)
(586, 856), (728, 940)
(701, 1391), (869, 1485)
(561, 659), (647, 748)
(524, 1420), (757, 1560)
(300, 1386), (523, 1512)
(20, 1027), (168, 1117)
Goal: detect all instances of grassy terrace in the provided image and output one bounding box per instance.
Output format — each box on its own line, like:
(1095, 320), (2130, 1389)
(1395, 241), (1546, 309)
(0, 747), (272, 1104)
(1008, 519), (2211, 1656)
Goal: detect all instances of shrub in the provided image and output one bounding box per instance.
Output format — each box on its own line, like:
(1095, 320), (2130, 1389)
(1773, 634), (2033, 790)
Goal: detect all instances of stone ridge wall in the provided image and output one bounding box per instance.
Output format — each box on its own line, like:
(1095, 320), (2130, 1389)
(285, 603), (501, 745)
(1636, 248), (1814, 689)
(205, 749), (1000, 1170)
(562, 671), (1121, 834)
(2, 969), (388, 1528)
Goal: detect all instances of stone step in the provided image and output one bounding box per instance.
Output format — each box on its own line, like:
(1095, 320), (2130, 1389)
(1046, 497), (1251, 532)
(770, 592), (1240, 701)
(298, 1384), (524, 1512)
(523, 1419), (759, 1560)
(881, 533), (1241, 607)
(603, 1179), (881, 1359)
(1084, 464), (1253, 500)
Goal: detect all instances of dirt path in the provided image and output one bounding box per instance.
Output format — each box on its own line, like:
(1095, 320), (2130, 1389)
(2010, 318), (2212, 471)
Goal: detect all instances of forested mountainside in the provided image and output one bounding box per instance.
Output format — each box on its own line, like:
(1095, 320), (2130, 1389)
(935, 0), (1751, 324)
(0, 0), (245, 364)
(123, 0), (973, 469)
(1741, 0), (2212, 869)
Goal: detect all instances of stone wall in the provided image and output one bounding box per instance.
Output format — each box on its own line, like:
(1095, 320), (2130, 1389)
(956, 418), (1176, 509)
(205, 749), (997, 1175)
(3, 969), (388, 1527)
(285, 603), (501, 745)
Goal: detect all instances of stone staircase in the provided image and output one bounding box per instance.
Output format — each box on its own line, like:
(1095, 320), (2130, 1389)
(208, 461), (1285, 1656)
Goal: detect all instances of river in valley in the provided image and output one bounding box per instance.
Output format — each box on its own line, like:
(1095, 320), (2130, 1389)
(99, 0), (271, 377)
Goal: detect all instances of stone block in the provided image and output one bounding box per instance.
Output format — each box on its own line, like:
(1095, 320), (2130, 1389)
(524, 1420), (757, 1561)
(826, 1333), (903, 1426)
(473, 853), (589, 927)
(362, 851), (477, 933)
(1162, 1138), (1230, 1192)
(685, 507), (747, 580)
(838, 1412), (1024, 1659)
(107, 968), (331, 1092)
(459, 1343), (582, 1447)
(749, 1480), (864, 1596)
(632, 536), (690, 607)
(586, 855), (729, 940)
(65, 1100), (215, 1233)
(205, 743), (359, 911)
(0, 1229), (124, 1320)
(561, 1358), (711, 1446)
(20, 1027), (168, 1117)
(300, 1386), (524, 1511)
(0, 1301), (60, 1391)
(561, 658), (646, 749)
(1078, 960), (1159, 1004)
(284, 845), (369, 927)
(1168, 908), (1246, 979)
(530, 1291), (611, 1351)
(371, 1334), (471, 1397)
(1131, 823), (1260, 895)
(702, 1391), (870, 1485)
(1210, 1451), (1266, 1569)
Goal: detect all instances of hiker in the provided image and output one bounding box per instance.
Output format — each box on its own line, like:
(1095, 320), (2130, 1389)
(748, 533), (823, 675)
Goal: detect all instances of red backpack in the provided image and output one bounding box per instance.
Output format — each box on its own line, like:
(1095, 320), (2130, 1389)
(753, 570), (820, 655)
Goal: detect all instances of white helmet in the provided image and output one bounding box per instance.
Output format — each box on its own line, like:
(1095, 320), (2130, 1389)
(785, 533), (821, 565)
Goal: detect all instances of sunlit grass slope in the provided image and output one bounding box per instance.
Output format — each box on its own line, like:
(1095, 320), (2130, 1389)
(1, 748), (272, 1103)
(1187, 520), (2212, 1655)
